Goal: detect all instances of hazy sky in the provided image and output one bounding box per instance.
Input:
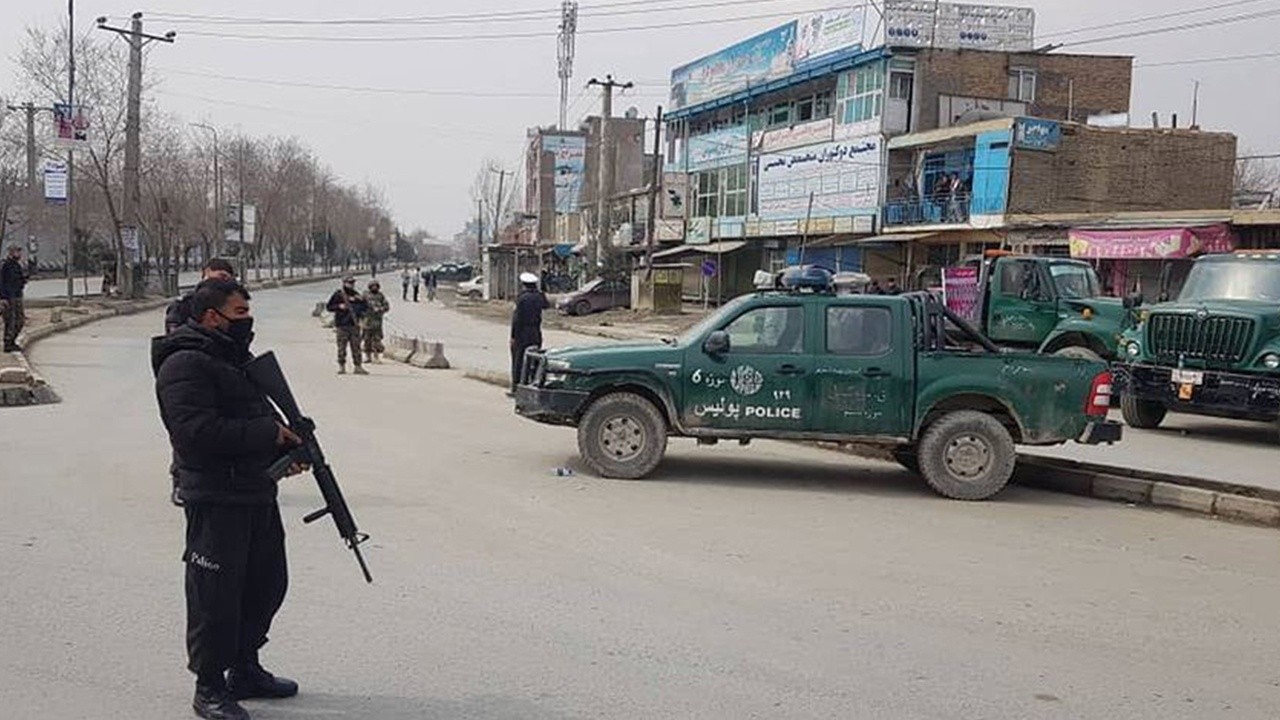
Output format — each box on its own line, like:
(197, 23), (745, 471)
(3, 0), (1277, 236)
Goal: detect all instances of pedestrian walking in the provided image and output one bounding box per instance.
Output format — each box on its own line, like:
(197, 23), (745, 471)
(361, 280), (390, 364)
(425, 269), (438, 302)
(326, 275), (369, 375)
(411, 266), (421, 302)
(400, 268), (410, 301)
(510, 272), (549, 394)
(1, 244), (31, 353)
(162, 257), (237, 508)
(152, 279), (304, 720)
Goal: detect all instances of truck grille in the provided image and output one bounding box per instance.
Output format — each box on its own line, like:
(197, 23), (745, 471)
(1148, 313), (1254, 364)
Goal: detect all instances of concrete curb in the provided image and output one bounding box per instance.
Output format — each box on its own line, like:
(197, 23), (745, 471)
(462, 368), (509, 389)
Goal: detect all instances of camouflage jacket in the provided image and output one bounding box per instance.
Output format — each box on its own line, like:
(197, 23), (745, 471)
(361, 291), (390, 330)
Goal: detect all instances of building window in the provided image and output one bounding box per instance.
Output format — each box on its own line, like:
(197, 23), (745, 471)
(796, 96), (815, 122)
(1008, 67), (1036, 102)
(837, 62), (884, 125)
(826, 307), (892, 356)
(722, 165), (747, 217)
(695, 170), (720, 218)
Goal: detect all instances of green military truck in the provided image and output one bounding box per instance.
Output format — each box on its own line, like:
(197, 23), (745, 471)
(948, 253), (1138, 361)
(1117, 251), (1280, 435)
(516, 269), (1121, 501)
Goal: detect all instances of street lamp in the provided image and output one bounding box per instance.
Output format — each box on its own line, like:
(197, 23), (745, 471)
(189, 122), (222, 268)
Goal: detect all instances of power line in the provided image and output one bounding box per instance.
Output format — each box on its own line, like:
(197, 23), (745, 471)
(140, 0), (795, 27)
(1058, 7), (1280, 48)
(155, 67), (562, 98)
(168, 4), (850, 43)
(1134, 50), (1280, 68)
(1039, 0), (1276, 40)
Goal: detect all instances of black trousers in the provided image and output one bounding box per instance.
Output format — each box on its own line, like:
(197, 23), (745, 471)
(184, 502), (288, 681)
(511, 341), (538, 389)
(2, 297), (23, 348)
(412, 285), (419, 302)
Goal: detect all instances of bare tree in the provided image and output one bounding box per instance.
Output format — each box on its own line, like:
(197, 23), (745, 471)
(1235, 155), (1280, 208)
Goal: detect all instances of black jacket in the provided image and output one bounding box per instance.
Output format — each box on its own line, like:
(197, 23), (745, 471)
(164, 292), (195, 334)
(153, 322), (281, 504)
(0, 257), (27, 300)
(511, 289), (549, 345)
(326, 288), (367, 327)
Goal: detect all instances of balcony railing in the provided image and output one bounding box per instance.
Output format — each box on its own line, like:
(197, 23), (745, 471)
(884, 194), (972, 227)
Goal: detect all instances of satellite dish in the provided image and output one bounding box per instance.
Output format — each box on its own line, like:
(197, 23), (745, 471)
(624, 106), (639, 119)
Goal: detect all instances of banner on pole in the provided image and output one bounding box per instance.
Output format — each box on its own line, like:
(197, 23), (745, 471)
(43, 161), (68, 202)
(52, 103), (90, 149)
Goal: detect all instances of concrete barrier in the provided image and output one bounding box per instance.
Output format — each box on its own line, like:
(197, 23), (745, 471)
(385, 335), (415, 363)
(408, 340), (450, 369)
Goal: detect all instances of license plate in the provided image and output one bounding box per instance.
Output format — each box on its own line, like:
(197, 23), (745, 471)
(1171, 369), (1204, 385)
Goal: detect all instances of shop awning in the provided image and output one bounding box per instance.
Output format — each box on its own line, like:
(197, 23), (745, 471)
(809, 232), (936, 248)
(651, 241), (748, 259)
(1068, 224), (1237, 260)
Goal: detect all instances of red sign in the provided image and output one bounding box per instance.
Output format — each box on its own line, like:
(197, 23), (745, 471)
(1068, 224), (1236, 260)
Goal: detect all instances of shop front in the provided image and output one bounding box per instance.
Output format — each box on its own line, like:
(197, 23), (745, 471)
(1068, 224), (1238, 299)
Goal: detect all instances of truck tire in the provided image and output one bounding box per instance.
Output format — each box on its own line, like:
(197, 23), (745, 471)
(1054, 345), (1104, 363)
(917, 411), (1016, 501)
(1120, 393), (1166, 429)
(577, 392), (668, 480)
(890, 448), (920, 474)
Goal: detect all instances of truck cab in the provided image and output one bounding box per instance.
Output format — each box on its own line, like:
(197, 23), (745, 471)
(516, 267), (1121, 501)
(1117, 251), (1280, 436)
(956, 254), (1137, 361)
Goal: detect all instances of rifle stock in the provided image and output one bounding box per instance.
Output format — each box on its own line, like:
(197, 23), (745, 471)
(246, 351), (373, 583)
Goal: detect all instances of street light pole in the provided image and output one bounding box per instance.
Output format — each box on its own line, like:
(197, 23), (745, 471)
(65, 0), (75, 302)
(190, 123), (221, 269)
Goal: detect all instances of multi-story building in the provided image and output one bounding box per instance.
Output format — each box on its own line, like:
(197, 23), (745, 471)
(657, 1), (1237, 298)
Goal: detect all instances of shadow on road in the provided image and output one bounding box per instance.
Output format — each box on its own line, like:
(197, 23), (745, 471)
(636, 454), (938, 499)
(1139, 419), (1276, 446)
(249, 692), (582, 719)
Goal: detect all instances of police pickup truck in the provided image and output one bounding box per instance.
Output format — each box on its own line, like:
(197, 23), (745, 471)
(515, 267), (1122, 501)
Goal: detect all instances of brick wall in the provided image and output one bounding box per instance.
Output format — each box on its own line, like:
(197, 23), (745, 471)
(913, 49), (1133, 131)
(1010, 125), (1237, 214)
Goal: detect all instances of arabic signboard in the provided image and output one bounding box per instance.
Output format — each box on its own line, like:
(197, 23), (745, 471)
(689, 217), (712, 245)
(670, 7), (868, 112)
(52, 103), (90, 149)
(43, 161), (68, 202)
(1014, 118), (1061, 152)
(686, 125), (748, 171)
(884, 1), (1036, 52)
(662, 172), (689, 219)
(224, 203), (257, 244)
(942, 265), (981, 322)
(1068, 225), (1237, 260)
(754, 118), (835, 154)
(756, 136), (883, 221)
(542, 134), (586, 213)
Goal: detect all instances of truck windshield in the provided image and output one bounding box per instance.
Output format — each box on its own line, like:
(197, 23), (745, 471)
(677, 295), (753, 346)
(1179, 261), (1280, 302)
(1049, 263), (1101, 299)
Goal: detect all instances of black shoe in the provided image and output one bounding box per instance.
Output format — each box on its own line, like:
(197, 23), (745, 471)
(227, 662), (299, 700)
(171, 484), (185, 507)
(193, 684), (250, 720)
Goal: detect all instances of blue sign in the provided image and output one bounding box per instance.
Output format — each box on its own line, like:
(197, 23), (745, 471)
(670, 23), (796, 112)
(701, 259), (718, 277)
(1014, 118), (1061, 152)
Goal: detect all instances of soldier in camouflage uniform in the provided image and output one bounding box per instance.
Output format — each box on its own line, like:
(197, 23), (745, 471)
(326, 275), (369, 375)
(361, 280), (390, 364)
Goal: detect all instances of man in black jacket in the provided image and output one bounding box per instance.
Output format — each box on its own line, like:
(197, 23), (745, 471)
(325, 275), (368, 375)
(510, 272), (549, 393)
(154, 279), (305, 720)
(1, 244), (30, 352)
(165, 258), (236, 334)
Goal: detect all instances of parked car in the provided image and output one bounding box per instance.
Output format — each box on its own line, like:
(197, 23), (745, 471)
(431, 262), (476, 283)
(456, 276), (485, 300)
(556, 277), (631, 316)
(516, 267), (1121, 501)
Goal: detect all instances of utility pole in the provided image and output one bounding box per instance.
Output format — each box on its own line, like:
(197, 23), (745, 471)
(476, 198), (484, 261)
(587, 74), (633, 270)
(96, 12), (175, 298)
(556, 1), (579, 130)
(489, 167), (509, 248)
(1191, 80), (1201, 129)
(644, 106), (663, 278)
(190, 123), (221, 269)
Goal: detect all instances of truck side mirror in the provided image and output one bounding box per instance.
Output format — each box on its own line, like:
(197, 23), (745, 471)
(703, 331), (730, 356)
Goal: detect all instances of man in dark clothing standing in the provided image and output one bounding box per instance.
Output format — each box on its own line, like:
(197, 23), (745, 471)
(165, 258), (236, 335)
(164, 258), (238, 507)
(510, 272), (549, 393)
(326, 275), (368, 375)
(1, 244), (30, 352)
(153, 279), (304, 720)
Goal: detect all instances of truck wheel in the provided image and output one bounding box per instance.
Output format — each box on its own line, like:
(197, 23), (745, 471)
(1120, 393), (1166, 429)
(890, 448), (920, 474)
(917, 411), (1016, 501)
(577, 392), (668, 480)
(1054, 346), (1104, 363)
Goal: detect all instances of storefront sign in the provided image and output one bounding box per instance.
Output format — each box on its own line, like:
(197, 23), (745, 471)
(688, 217), (712, 245)
(686, 126), (748, 172)
(754, 118), (835, 154)
(43, 160), (68, 202)
(884, 1), (1035, 52)
(661, 173), (689, 218)
(1068, 224), (1237, 260)
(943, 266), (981, 322)
(1014, 118), (1061, 151)
(756, 136), (883, 221)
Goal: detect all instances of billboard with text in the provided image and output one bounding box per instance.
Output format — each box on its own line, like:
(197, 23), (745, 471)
(884, 1), (1035, 52)
(756, 136), (883, 221)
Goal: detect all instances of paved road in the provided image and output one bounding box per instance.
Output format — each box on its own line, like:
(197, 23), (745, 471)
(4, 284), (1280, 719)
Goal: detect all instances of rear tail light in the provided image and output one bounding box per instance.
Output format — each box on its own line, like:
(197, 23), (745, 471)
(1086, 371), (1112, 417)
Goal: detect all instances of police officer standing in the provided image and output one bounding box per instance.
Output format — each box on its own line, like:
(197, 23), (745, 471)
(153, 279), (304, 720)
(510, 271), (549, 394)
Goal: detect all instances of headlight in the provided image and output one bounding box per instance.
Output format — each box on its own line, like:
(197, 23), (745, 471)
(546, 359), (572, 372)
(1125, 341), (1141, 358)
(544, 372), (568, 385)
(1081, 307), (1094, 320)
(1263, 354), (1280, 370)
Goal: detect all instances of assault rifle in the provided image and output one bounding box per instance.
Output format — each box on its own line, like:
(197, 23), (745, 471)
(246, 351), (373, 583)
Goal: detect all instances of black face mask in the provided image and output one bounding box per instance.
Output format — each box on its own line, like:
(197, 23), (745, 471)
(217, 311), (255, 347)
